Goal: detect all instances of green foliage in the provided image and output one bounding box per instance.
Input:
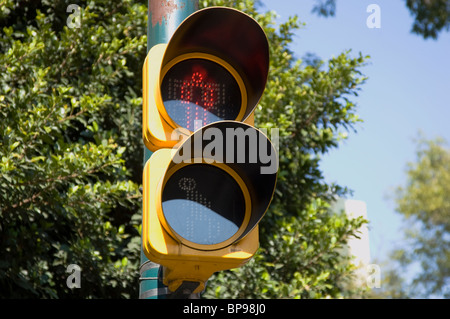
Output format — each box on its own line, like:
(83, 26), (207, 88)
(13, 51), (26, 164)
(0, 0), (147, 298)
(383, 137), (450, 298)
(406, 0), (450, 39)
(1, 0), (369, 298)
(312, 0), (336, 17)
(204, 199), (366, 298)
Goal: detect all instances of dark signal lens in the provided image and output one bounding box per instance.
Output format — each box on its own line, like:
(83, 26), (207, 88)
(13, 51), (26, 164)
(162, 165), (245, 246)
(161, 59), (242, 131)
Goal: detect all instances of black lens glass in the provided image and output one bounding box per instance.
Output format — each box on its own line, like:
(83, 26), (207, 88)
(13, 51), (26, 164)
(162, 164), (245, 245)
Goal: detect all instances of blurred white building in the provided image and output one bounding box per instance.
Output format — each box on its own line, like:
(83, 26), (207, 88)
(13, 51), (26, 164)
(332, 198), (371, 287)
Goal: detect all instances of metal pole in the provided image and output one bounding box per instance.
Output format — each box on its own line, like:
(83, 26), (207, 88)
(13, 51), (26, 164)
(139, 0), (198, 300)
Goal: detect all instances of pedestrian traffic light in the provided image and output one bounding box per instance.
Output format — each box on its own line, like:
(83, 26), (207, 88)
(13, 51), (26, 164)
(143, 121), (277, 293)
(142, 6), (269, 150)
(142, 7), (277, 294)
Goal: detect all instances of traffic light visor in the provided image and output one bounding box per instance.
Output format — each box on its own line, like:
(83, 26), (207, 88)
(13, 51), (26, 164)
(157, 121), (278, 250)
(159, 6), (269, 130)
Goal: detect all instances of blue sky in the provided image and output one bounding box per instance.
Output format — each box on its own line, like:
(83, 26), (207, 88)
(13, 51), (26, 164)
(261, 0), (450, 262)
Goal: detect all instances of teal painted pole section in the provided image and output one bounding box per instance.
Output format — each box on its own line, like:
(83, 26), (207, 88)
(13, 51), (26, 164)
(139, 0), (198, 299)
(147, 0), (199, 49)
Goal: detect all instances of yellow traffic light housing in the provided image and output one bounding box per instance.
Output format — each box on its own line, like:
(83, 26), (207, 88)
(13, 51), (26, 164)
(142, 6), (276, 294)
(143, 122), (278, 293)
(143, 7), (269, 151)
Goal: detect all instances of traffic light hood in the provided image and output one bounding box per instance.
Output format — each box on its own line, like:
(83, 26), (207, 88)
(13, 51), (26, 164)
(143, 7), (270, 151)
(164, 121), (278, 247)
(161, 6), (270, 122)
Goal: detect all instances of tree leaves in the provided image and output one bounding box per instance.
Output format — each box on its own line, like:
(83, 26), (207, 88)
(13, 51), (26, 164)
(406, 0), (450, 39)
(0, 0), (146, 298)
(387, 137), (450, 298)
